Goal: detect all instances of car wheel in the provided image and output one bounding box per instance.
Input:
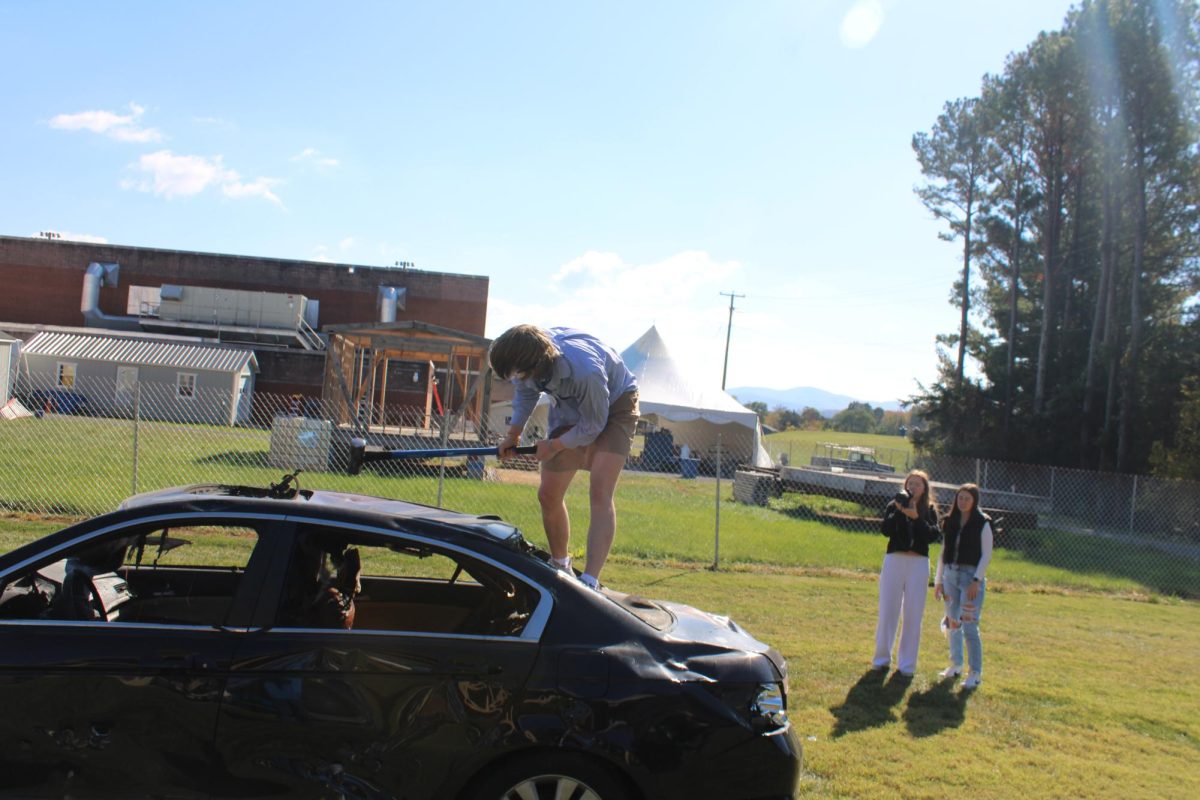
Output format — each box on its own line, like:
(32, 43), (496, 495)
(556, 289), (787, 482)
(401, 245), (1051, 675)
(467, 753), (629, 800)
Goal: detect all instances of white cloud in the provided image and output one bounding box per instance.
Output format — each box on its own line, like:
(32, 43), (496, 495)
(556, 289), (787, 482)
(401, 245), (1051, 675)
(291, 147), (339, 167)
(489, 250), (745, 388)
(193, 116), (236, 129)
(125, 150), (283, 206)
(488, 248), (941, 401)
(221, 176), (283, 205)
(49, 102), (162, 143)
(840, 0), (885, 48)
(339, 237), (356, 250)
(131, 151), (227, 197)
(549, 249), (740, 302)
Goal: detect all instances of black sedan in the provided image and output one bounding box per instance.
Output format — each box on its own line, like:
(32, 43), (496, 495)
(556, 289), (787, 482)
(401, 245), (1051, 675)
(0, 479), (801, 799)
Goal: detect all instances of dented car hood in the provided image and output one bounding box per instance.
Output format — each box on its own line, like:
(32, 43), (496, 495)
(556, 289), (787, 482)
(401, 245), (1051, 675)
(600, 595), (787, 685)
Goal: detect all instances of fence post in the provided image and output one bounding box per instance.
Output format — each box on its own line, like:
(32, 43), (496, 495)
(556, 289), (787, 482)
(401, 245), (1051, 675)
(1049, 467), (1056, 511)
(131, 382), (140, 496)
(1129, 475), (1138, 535)
(436, 412), (450, 508)
(975, 458), (981, 486)
(713, 435), (722, 570)
(983, 460), (989, 489)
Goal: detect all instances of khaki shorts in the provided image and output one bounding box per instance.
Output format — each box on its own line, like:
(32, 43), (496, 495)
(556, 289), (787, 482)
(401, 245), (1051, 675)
(544, 390), (639, 473)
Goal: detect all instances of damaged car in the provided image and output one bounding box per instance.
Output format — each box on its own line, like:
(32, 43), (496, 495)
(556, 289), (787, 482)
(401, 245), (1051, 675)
(0, 479), (801, 799)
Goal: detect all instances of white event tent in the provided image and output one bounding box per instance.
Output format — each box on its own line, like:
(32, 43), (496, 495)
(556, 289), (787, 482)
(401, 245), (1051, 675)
(620, 326), (772, 469)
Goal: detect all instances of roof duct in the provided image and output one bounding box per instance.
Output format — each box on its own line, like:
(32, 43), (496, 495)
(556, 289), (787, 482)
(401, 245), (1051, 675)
(81, 262), (142, 331)
(377, 286), (406, 322)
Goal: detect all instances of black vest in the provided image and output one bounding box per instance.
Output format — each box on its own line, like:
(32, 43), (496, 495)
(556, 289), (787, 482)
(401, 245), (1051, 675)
(943, 509), (990, 567)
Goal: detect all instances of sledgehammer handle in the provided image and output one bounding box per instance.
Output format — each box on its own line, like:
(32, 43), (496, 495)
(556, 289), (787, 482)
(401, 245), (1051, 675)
(347, 438), (537, 474)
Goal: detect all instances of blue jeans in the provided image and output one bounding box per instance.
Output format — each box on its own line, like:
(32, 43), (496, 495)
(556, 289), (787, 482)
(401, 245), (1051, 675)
(943, 565), (985, 674)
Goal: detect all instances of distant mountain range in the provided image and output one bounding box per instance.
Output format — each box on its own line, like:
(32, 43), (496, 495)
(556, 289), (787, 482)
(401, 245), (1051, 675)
(727, 386), (904, 416)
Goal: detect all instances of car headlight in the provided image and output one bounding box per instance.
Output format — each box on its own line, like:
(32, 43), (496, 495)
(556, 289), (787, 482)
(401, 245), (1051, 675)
(750, 683), (788, 730)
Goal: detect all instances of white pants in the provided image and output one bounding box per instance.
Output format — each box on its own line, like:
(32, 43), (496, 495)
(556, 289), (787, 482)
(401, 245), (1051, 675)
(872, 553), (930, 674)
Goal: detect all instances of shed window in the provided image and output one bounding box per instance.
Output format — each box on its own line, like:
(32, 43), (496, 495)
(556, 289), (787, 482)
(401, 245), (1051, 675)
(177, 373), (196, 399)
(56, 362), (76, 389)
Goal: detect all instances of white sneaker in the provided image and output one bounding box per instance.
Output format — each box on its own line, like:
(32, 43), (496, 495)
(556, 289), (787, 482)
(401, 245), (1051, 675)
(961, 672), (982, 689)
(578, 573), (601, 590)
(939, 665), (962, 679)
(549, 555), (572, 573)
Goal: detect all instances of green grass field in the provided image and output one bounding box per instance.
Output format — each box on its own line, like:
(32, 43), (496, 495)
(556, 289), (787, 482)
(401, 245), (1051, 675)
(3, 415), (1196, 797)
(0, 411), (1195, 597)
(764, 428), (914, 469)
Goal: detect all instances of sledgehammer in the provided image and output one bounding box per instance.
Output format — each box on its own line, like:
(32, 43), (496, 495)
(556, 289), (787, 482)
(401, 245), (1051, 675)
(347, 437), (537, 475)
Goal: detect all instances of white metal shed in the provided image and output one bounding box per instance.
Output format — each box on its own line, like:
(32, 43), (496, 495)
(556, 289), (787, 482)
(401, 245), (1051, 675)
(19, 330), (258, 426)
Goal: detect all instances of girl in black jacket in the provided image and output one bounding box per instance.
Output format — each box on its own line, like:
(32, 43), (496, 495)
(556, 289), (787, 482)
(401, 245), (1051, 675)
(871, 469), (940, 675)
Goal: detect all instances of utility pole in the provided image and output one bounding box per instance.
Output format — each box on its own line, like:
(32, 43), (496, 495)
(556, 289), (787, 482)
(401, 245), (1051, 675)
(720, 290), (744, 390)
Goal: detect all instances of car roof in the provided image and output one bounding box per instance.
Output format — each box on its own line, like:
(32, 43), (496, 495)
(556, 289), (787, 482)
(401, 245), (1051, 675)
(117, 483), (523, 543)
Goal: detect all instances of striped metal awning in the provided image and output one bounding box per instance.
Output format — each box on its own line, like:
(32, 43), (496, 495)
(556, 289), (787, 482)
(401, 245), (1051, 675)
(22, 331), (258, 373)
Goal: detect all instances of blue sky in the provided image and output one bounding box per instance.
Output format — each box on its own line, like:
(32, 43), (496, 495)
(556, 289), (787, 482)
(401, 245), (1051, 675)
(1, 0), (1079, 403)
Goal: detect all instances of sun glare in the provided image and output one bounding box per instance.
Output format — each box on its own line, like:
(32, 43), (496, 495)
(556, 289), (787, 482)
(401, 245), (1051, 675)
(840, 0), (885, 49)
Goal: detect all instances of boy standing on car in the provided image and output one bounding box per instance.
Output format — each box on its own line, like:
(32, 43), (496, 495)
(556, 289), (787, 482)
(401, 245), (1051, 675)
(489, 325), (639, 590)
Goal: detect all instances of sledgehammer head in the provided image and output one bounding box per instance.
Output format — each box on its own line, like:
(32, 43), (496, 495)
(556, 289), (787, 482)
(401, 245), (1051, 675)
(348, 437), (367, 475)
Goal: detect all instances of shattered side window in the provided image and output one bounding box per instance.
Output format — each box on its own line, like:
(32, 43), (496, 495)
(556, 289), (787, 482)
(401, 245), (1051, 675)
(274, 526), (538, 637)
(0, 522), (260, 628)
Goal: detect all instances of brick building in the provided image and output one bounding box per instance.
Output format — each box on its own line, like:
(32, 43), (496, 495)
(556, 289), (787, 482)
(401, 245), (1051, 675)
(0, 235), (489, 408)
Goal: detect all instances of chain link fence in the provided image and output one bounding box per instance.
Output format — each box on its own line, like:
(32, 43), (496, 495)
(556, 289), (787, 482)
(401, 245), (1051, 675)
(1, 373), (1197, 597)
(0, 372), (747, 538)
(743, 441), (1200, 596)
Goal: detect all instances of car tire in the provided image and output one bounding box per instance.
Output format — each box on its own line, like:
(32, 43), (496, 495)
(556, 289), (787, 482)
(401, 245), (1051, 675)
(465, 752), (630, 800)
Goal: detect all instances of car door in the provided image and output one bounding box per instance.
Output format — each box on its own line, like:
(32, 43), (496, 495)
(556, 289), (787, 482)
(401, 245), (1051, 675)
(211, 521), (549, 799)
(0, 514), (282, 799)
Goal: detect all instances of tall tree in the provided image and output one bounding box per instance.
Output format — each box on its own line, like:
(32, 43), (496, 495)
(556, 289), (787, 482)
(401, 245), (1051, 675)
(1024, 30), (1085, 415)
(1112, 0), (1192, 470)
(1077, 0), (1125, 466)
(978, 64), (1036, 443)
(913, 98), (989, 387)
(908, 0), (1200, 474)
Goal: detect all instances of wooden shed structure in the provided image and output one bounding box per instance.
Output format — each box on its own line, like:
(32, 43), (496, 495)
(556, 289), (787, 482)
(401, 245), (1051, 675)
(322, 321), (493, 444)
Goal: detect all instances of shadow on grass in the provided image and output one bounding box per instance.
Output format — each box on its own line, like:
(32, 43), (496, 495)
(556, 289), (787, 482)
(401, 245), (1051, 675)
(640, 569), (698, 587)
(356, 461), (474, 480)
(193, 451), (272, 469)
(773, 501), (880, 535)
(830, 669), (912, 738)
(1003, 527), (1198, 599)
(902, 677), (972, 737)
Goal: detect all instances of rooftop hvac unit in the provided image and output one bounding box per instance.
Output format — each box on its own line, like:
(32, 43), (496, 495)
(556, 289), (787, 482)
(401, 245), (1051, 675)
(158, 286), (308, 331)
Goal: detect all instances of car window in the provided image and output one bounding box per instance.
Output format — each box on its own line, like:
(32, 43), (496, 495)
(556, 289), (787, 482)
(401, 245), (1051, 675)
(0, 522), (260, 628)
(122, 524), (258, 570)
(274, 526), (537, 638)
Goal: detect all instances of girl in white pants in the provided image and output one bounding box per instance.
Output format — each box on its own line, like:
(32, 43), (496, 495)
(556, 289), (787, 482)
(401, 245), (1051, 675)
(872, 470), (940, 675)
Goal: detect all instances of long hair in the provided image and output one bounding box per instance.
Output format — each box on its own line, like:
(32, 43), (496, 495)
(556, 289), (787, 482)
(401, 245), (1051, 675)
(945, 483), (981, 531)
(906, 469), (937, 519)
(489, 324), (559, 381)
